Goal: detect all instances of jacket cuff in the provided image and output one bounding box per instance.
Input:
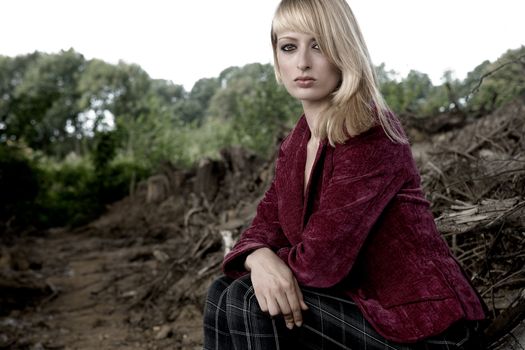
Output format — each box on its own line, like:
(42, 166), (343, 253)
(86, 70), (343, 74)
(222, 243), (271, 278)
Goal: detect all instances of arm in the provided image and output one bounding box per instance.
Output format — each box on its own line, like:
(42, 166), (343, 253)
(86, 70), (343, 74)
(222, 138), (291, 278)
(277, 138), (410, 288)
(223, 134), (309, 329)
(223, 171), (307, 329)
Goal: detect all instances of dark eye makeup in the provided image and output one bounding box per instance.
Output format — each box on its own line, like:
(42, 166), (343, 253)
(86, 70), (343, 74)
(279, 42), (321, 52)
(280, 44), (296, 52)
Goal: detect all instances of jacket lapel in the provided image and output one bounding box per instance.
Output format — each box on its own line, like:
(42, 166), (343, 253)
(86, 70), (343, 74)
(302, 138), (327, 230)
(277, 116), (327, 244)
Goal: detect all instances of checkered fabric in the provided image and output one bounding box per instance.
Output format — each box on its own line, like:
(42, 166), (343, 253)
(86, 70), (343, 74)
(203, 275), (485, 350)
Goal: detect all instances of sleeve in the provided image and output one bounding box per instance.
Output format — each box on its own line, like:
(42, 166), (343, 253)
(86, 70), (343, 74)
(222, 140), (291, 279)
(276, 140), (409, 288)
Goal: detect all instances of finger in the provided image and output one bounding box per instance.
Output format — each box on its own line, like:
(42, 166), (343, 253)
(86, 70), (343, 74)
(300, 299), (309, 311)
(266, 298), (281, 318)
(285, 283), (303, 327)
(283, 313), (295, 330)
(255, 293), (268, 313)
(274, 292), (295, 329)
(294, 279), (309, 311)
(270, 289), (296, 329)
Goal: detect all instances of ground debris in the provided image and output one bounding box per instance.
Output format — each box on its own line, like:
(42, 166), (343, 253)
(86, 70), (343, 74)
(416, 97), (525, 348)
(1, 98), (524, 349)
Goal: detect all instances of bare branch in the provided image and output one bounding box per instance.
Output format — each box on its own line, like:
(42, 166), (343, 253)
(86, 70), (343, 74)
(466, 53), (525, 101)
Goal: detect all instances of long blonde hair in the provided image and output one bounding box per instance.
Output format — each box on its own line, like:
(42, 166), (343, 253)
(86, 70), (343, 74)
(271, 0), (407, 145)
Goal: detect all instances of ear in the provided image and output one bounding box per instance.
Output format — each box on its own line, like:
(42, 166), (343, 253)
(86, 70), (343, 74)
(335, 72), (343, 89)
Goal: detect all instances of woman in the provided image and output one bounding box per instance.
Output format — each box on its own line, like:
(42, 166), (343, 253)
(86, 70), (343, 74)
(203, 0), (488, 349)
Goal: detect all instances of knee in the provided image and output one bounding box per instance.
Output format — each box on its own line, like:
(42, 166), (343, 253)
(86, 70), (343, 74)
(225, 274), (261, 316)
(205, 275), (233, 306)
(225, 274), (253, 302)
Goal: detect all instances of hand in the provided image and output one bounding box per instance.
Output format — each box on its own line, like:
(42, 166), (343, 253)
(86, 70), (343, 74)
(245, 248), (309, 329)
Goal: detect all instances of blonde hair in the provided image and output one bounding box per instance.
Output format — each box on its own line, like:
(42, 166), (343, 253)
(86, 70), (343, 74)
(271, 0), (407, 145)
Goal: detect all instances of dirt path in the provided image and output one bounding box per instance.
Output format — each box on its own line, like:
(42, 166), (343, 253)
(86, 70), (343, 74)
(1, 227), (203, 349)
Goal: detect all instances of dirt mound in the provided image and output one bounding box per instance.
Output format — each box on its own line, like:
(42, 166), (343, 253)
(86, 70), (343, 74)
(1, 98), (524, 349)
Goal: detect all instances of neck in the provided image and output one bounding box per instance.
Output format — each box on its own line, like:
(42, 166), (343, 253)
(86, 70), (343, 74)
(302, 100), (327, 138)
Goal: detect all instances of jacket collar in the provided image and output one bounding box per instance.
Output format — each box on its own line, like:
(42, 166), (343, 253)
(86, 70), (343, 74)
(289, 115), (328, 232)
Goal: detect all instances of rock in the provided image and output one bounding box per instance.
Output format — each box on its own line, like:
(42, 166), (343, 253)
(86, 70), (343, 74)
(154, 324), (172, 340)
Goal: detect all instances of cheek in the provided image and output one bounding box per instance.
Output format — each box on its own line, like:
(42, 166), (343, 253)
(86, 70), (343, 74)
(329, 67), (342, 88)
(277, 54), (295, 73)
(277, 61), (293, 80)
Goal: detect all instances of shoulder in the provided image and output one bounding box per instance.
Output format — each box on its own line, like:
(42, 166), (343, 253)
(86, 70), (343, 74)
(332, 124), (413, 175)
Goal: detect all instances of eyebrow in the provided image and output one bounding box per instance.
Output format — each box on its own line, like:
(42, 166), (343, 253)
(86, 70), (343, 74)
(277, 36), (316, 42)
(277, 36), (297, 42)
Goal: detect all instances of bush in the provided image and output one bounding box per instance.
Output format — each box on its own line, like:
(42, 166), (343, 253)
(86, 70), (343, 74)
(0, 148), (151, 229)
(0, 144), (39, 225)
(33, 158), (99, 227)
(96, 159), (149, 204)
(33, 156), (149, 228)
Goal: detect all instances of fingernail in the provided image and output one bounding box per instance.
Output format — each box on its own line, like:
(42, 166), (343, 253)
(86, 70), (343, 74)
(296, 321), (302, 327)
(287, 323), (293, 330)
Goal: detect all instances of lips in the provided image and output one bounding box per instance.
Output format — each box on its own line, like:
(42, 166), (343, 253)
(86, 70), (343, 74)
(295, 76), (315, 88)
(295, 76), (315, 82)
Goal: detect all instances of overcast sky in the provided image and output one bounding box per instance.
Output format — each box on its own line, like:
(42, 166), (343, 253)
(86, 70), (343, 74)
(2, 0), (524, 90)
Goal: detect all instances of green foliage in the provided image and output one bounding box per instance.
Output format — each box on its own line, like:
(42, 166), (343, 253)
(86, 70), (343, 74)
(377, 64), (405, 113)
(0, 144), (39, 223)
(0, 143), (148, 229)
(76, 58), (122, 135)
(32, 155), (148, 228)
(377, 47), (525, 117)
(178, 77), (220, 124)
(207, 63), (301, 156)
(0, 52), (42, 140)
(461, 46), (525, 114)
(1, 47), (524, 230)
(92, 131), (117, 172)
(401, 70), (433, 113)
(378, 64), (448, 117)
(34, 157), (99, 227)
(7, 49), (85, 155)
(2, 47), (524, 164)
(95, 158), (149, 205)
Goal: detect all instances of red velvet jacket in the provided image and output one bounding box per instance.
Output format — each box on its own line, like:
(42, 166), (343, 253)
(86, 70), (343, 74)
(222, 114), (487, 343)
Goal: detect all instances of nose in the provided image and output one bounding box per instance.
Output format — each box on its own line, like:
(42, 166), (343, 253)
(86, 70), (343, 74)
(297, 48), (311, 71)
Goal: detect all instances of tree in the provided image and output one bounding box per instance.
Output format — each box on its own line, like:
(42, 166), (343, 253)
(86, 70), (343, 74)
(180, 77), (220, 124)
(401, 70), (433, 113)
(0, 52), (42, 143)
(207, 63), (301, 155)
(2, 50), (85, 156)
(462, 46), (525, 115)
(77, 58), (123, 138)
(376, 63), (404, 114)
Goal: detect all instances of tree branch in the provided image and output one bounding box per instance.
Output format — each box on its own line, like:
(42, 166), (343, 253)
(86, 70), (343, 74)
(466, 53), (525, 101)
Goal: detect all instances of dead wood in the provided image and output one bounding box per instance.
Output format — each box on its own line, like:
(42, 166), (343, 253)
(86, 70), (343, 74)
(3, 98), (524, 349)
(120, 98), (524, 348)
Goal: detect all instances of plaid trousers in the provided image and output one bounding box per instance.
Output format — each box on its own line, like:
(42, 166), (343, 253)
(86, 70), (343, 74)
(203, 275), (485, 350)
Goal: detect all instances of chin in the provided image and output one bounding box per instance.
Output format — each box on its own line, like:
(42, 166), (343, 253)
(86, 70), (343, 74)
(294, 92), (328, 103)
(297, 95), (328, 102)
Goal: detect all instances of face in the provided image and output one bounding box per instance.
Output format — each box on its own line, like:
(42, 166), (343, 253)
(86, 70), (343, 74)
(275, 31), (341, 108)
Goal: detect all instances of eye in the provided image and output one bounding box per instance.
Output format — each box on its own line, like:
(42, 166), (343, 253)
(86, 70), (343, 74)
(312, 42), (320, 50)
(280, 43), (296, 52)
